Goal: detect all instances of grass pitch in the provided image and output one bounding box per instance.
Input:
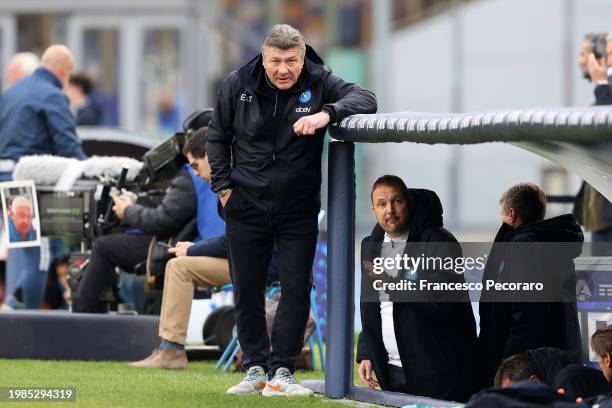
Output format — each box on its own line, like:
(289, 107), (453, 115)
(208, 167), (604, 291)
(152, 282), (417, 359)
(0, 359), (347, 408)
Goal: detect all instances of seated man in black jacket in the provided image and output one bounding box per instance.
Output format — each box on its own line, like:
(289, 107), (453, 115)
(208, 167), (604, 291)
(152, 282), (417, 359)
(73, 159), (199, 313)
(494, 347), (610, 400)
(356, 175), (477, 402)
(478, 182), (583, 388)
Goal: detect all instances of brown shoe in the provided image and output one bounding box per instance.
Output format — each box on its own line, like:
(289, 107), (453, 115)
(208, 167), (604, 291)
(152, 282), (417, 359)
(128, 348), (187, 370)
(129, 348), (160, 365)
(128, 348), (160, 367)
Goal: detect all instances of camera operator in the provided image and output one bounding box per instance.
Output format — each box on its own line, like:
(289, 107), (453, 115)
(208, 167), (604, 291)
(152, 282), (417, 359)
(72, 131), (222, 313)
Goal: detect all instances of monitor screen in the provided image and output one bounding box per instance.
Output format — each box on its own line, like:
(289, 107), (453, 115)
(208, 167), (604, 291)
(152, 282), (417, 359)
(38, 194), (85, 236)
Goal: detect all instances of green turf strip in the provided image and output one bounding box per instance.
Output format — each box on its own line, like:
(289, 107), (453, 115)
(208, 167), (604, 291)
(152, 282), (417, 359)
(0, 359), (341, 408)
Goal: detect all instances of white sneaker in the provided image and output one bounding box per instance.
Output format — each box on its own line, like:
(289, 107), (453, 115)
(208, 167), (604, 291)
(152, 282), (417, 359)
(226, 366), (266, 395)
(0, 303), (13, 311)
(262, 367), (314, 397)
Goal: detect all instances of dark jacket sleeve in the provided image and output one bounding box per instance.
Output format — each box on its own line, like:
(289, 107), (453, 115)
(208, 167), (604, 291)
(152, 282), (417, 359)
(186, 241), (210, 257)
(207, 72), (238, 193)
(123, 170), (197, 237)
(186, 235), (227, 259)
(322, 73), (377, 123)
(595, 84), (612, 106)
(356, 331), (370, 363)
(45, 91), (87, 160)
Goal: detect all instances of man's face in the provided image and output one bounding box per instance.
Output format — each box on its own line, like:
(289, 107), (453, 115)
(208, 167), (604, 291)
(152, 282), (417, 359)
(597, 354), (612, 383)
(11, 204), (32, 238)
(59, 59), (74, 90)
(607, 40), (612, 69)
(262, 47), (304, 90)
(187, 152), (211, 181)
(579, 39), (592, 78)
(371, 185), (408, 237)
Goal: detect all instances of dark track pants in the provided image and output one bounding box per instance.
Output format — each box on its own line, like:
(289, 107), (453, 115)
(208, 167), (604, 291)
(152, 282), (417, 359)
(225, 198), (318, 374)
(73, 233), (152, 313)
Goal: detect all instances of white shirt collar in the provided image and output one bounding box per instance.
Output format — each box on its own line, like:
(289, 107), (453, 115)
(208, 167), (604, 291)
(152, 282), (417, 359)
(383, 230), (409, 244)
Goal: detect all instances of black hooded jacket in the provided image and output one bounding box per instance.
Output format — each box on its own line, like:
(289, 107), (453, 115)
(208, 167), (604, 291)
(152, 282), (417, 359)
(478, 215), (584, 388)
(527, 347), (611, 399)
(595, 84), (612, 106)
(356, 189), (477, 402)
(207, 45), (377, 214)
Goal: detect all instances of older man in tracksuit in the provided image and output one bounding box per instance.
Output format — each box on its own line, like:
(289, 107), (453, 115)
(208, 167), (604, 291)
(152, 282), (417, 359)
(207, 24), (377, 396)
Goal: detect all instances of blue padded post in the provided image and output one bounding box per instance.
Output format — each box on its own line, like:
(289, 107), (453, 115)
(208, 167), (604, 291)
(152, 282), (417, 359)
(325, 141), (355, 398)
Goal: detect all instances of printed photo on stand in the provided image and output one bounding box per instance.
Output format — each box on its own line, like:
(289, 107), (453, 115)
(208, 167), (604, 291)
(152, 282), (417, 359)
(0, 180), (41, 248)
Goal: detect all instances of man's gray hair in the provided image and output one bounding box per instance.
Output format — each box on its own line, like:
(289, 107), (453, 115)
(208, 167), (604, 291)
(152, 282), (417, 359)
(499, 182), (546, 224)
(608, 32), (612, 42)
(11, 195), (33, 213)
(261, 24), (306, 58)
(586, 32), (608, 55)
(10, 52), (40, 77)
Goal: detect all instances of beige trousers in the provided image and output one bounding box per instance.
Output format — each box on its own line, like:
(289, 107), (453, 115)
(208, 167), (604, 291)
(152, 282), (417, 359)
(159, 256), (231, 345)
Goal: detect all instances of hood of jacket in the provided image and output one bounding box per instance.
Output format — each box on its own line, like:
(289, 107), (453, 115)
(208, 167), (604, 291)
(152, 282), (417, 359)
(494, 214), (583, 243)
(512, 214), (583, 260)
(514, 214), (584, 243)
(237, 44), (327, 96)
(484, 214), (583, 283)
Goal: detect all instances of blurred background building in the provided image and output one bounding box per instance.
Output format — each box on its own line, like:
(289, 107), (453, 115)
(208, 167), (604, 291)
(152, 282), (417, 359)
(0, 0), (610, 236)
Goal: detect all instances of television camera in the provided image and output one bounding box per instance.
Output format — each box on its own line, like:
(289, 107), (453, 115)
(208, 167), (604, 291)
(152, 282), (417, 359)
(32, 109), (213, 312)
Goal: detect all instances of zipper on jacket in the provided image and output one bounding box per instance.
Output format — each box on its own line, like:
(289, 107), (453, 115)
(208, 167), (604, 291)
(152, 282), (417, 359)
(264, 73), (281, 214)
(271, 86), (279, 160)
(271, 88), (279, 213)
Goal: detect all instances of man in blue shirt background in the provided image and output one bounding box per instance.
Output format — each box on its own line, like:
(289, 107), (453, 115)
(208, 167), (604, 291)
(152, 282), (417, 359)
(0, 44), (85, 310)
(0, 44), (86, 179)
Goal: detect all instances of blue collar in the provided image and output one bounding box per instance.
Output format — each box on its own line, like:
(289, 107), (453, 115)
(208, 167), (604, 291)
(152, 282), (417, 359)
(33, 67), (62, 89)
(8, 218), (36, 242)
